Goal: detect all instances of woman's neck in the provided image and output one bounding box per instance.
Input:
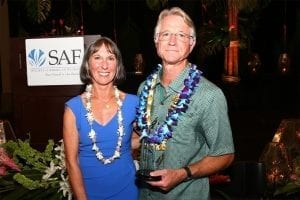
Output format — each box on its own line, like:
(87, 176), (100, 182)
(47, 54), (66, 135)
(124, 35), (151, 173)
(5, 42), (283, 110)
(92, 84), (115, 100)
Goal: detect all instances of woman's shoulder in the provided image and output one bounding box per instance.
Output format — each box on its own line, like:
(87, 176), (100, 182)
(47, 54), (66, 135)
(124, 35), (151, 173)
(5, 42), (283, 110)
(122, 92), (139, 105)
(125, 93), (138, 100)
(125, 93), (139, 103)
(66, 95), (83, 106)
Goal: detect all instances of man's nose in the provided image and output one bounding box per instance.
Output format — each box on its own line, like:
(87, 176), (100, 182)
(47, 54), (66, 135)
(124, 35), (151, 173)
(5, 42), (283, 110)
(168, 33), (177, 44)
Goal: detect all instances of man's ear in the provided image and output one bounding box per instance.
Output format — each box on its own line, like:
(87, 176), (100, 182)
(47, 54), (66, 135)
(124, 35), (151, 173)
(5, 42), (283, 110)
(154, 37), (159, 48)
(189, 39), (196, 53)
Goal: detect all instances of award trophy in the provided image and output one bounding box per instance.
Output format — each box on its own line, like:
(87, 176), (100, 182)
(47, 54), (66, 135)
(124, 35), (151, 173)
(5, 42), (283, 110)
(136, 138), (162, 181)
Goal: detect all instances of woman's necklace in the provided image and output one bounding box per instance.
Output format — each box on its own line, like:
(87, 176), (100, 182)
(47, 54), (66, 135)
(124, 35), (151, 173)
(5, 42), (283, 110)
(85, 84), (124, 164)
(136, 63), (201, 150)
(102, 95), (115, 109)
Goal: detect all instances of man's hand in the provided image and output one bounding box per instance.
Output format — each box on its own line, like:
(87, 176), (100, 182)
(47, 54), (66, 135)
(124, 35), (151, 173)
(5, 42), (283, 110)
(146, 168), (187, 191)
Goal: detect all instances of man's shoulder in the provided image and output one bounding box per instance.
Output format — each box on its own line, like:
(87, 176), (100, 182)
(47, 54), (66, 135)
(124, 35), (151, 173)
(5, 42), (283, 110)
(194, 76), (226, 101)
(198, 76), (222, 92)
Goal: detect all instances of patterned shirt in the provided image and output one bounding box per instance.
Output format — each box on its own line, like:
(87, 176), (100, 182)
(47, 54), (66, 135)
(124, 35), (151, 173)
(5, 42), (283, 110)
(138, 64), (235, 200)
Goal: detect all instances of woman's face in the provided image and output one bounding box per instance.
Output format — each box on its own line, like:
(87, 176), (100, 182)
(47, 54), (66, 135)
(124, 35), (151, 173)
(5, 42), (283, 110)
(88, 45), (117, 86)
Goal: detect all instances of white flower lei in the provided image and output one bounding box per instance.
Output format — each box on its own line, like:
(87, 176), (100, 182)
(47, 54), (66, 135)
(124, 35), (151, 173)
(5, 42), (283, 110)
(85, 84), (124, 164)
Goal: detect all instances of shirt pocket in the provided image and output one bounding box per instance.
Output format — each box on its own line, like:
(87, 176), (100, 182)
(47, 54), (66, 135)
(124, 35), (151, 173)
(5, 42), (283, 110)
(172, 112), (199, 143)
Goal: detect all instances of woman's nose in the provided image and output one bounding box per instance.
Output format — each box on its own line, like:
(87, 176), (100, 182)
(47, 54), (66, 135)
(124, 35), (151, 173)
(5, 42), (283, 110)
(99, 59), (109, 69)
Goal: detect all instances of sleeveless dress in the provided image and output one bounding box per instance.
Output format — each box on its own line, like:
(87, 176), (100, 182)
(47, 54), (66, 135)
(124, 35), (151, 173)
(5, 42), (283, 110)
(66, 94), (139, 200)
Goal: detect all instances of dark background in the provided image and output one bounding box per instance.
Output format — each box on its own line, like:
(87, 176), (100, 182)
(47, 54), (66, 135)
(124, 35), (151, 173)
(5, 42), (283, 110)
(6, 0), (300, 162)
(7, 0), (300, 76)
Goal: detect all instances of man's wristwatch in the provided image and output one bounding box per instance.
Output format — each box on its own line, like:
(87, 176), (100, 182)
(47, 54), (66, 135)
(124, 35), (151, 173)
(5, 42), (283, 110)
(183, 166), (193, 181)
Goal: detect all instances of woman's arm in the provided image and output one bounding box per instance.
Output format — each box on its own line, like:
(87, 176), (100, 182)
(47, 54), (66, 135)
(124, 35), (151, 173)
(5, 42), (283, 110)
(131, 131), (141, 150)
(63, 106), (87, 200)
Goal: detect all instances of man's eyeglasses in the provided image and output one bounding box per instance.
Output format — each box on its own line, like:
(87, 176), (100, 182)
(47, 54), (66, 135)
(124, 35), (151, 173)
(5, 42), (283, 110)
(157, 31), (194, 42)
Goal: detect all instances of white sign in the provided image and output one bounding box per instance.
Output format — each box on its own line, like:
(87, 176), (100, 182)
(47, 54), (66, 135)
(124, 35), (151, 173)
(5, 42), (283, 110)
(25, 37), (84, 86)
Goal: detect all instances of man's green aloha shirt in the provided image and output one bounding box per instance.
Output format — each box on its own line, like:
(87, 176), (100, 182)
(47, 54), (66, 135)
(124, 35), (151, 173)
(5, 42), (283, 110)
(138, 64), (235, 200)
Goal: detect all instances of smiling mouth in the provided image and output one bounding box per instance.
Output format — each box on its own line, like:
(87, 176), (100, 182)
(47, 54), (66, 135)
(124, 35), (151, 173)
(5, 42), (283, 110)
(99, 72), (109, 76)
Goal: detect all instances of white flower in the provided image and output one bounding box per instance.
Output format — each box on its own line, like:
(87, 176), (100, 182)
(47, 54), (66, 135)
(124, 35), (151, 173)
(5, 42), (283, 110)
(52, 140), (73, 199)
(104, 160), (111, 164)
(92, 143), (99, 151)
(86, 112), (94, 123)
(86, 84), (92, 92)
(114, 151), (120, 158)
(84, 84), (125, 164)
(96, 152), (103, 160)
(117, 140), (122, 146)
(118, 126), (124, 136)
(42, 161), (58, 180)
(86, 102), (92, 110)
(59, 178), (72, 200)
(88, 129), (96, 139)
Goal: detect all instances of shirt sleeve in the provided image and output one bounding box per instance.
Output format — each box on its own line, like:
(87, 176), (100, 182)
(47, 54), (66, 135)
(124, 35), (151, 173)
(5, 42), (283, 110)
(198, 83), (235, 156)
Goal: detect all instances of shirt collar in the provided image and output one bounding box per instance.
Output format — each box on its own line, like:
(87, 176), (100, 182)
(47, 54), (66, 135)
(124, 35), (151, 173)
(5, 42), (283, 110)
(155, 63), (190, 93)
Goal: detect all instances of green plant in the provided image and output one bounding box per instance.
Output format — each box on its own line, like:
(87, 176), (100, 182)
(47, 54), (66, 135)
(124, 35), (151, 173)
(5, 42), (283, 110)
(198, 0), (271, 57)
(0, 139), (71, 200)
(26, 0), (52, 24)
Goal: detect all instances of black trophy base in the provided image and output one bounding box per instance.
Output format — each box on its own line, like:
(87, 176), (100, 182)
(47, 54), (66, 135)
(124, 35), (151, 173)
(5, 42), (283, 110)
(136, 169), (161, 181)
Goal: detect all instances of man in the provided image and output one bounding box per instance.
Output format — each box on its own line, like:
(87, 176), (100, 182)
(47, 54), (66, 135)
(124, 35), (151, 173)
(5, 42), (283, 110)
(136, 7), (235, 200)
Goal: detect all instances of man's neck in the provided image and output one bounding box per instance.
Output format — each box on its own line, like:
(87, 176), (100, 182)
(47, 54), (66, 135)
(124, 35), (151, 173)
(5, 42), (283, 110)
(161, 60), (189, 86)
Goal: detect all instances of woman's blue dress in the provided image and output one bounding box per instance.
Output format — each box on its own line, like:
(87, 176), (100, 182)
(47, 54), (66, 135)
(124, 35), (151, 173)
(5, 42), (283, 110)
(66, 94), (139, 200)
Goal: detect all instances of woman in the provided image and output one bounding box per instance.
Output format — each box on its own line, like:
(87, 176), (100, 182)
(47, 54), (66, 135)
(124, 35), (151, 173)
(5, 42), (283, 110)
(63, 37), (140, 200)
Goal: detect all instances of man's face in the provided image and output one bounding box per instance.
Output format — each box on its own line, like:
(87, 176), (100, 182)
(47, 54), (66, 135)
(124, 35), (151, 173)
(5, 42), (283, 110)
(155, 15), (195, 65)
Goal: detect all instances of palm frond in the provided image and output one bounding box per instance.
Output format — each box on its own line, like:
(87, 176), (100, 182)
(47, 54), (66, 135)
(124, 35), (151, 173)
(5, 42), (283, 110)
(26, 0), (51, 24)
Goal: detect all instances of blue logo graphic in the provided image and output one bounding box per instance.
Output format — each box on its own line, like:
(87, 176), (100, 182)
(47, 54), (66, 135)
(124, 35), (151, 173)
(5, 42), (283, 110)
(28, 49), (46, 67)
